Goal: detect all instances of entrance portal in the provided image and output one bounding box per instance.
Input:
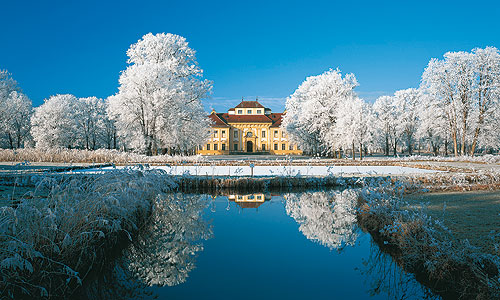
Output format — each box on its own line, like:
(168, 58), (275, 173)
(246, 141), (253, 152)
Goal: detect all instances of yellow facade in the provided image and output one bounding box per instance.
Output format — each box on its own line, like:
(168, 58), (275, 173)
(196, 100), (303, 155)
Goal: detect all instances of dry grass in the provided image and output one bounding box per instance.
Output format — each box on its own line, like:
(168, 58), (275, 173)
(356, 179), (500, 299)
(0, 168), (177, 299)
(0, 148), (205, 165)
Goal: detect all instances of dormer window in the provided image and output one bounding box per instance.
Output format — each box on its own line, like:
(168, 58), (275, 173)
(238, 110), (243, 114)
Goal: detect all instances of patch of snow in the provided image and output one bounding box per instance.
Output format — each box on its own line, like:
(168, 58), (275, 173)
(77, 165), (441, 177)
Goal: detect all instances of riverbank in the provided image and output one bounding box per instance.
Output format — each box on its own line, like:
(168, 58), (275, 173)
(356, 181), (500, 299)
(0, 169), (177, 299)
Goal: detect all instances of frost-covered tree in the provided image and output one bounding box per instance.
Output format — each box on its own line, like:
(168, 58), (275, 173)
(333, 97), (375, 159)
(103, 97), (119, 150)
(421, 47), (500, 156)
(285, 190), (359, 251)
(31, 94), (81, 149)
(416, 92), (449, 155)
(0, 70), (32, 149)
(393, 88), (420, 155)
(479, 102), (500, 152)
(75, 97), (107, 150)
(373, 96), (398, 156)
(108, 33), (212, 155)
(282, 69), (358, 156)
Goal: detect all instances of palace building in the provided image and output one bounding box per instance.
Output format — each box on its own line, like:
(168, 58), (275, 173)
(197, 100), (302, 155)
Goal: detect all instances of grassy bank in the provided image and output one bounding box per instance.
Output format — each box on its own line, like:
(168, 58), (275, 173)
(356, 179), (500, 299)
(0, 169), (176, 299)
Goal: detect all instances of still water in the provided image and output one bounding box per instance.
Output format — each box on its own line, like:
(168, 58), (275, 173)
(95, 190), (438, 299)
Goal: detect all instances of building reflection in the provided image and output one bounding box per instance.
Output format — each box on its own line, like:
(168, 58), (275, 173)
(227, 193), (271, 209)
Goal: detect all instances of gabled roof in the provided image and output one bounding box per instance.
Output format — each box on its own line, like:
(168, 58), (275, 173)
(208, 113), (229, 127)
(225, 114), (273, 123)
(269, 113), (284, 127)
(236, 202), (264, 209)
(235, 101), (265, 108)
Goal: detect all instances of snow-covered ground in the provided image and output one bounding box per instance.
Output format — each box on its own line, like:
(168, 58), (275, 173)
(76, 165), (441, 177)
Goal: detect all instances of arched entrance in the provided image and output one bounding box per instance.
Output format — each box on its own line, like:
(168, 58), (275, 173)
(246, 141), (253, 152)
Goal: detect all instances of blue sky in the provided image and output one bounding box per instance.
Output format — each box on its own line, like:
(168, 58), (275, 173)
(1, 0), (499, 112)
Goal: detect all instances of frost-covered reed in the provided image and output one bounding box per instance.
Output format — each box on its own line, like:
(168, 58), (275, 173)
(357, 178), (500, 299)
(0, 168), (177, 298)
(0, 148), (205, 164)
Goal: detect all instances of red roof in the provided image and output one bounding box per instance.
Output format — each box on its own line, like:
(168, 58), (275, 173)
(207, 112), (285, 126)
(225, 114), (273, 123)
(237, 202), (264, 209)
(269, 113), (284, 127)
(208, 113), (229, 127)
(235, 101), (265, 108)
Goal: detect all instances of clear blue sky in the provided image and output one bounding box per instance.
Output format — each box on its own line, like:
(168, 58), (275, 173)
(1, 0), (499, 112)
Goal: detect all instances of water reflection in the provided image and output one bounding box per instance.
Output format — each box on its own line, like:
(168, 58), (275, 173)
(285, 190), (359, 251)
(227, 192), (271, 209)
(359, 242), (439, 300)
(84, 193), (212, 299)
(84, 190), (438, 300)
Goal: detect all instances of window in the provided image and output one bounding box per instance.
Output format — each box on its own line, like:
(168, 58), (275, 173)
(238, 110), (243, 114)
(222, 144), (226, 150)
(274, 144), (278, 150)
(247, 109), (252, 114)
(289, 145), (294, 150)
(214, 131), (218, 138)
(257, 195), (262, 200)
(206, 144), (210, 150)
(274, 131), (278, 138)
(234, 130), (238, 138)
(262, 130), (266, 137)
(221, 130), (226, 138)
(214, 144), (218, 150)
(247, 132), (253, 137)
(199, 145), (203, 150)
(282, 144), (286, 150)
(262, 144), (266, 151)
(282, 131), (286, 137)
(257, 110), (262, 114)
(238, 195), (243, 200)
(234, 144), (238, 151)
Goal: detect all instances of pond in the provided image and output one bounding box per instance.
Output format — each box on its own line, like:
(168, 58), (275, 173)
(86, 190), (439, 299)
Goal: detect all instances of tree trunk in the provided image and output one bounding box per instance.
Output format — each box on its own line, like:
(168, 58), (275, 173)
(359, 143), (363, 160)
(352, 142), (355, 160)
(385, 133), (389, 156)
(451, 130), (458, 157)
(7, 133), (13, 150)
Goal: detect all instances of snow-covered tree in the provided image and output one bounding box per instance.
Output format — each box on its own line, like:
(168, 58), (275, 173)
(393, 88), (420, 155)
(373, 95), (398, 156)
(285, 190), (359, 251)
(421, 47), (500, 156)
(333, 97), (375, 159)
(108, 33), (212, 155)
(416, 91), (449, 155)
(75, 96), (107, 150)
(31, 94), (80, 149)
(0, 70), (32, 149)
(282, 69), (358, 156)
(102, 97), (119, 150)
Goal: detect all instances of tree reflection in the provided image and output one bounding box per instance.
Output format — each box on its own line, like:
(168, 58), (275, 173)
(285, 190), (359, 251)
(358, 241), (439, 300)
(83, 193), (212, 299)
